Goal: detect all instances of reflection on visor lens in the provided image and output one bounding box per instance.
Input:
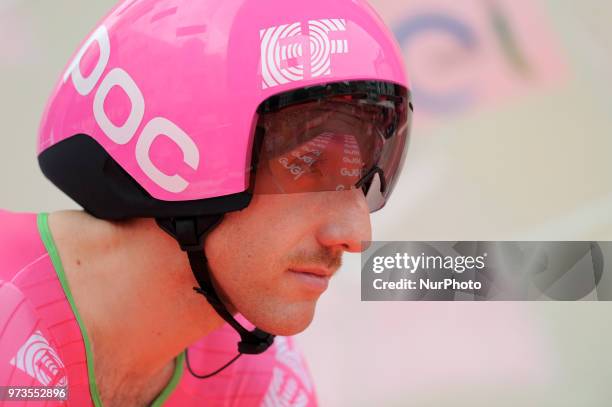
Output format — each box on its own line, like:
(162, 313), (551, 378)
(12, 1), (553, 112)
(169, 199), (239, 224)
(252, 81), (411, 212)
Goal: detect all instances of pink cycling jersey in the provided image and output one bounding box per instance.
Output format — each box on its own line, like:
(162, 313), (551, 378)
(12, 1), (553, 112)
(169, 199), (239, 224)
(0, 210), (317, 406)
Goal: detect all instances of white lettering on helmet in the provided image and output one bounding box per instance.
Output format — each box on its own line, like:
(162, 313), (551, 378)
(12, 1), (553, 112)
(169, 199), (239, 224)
(63, 24), (199, 193)
(260, 19), (348, 89)
(136, 118), (199, 193)
(93, 68), (145, 145)
(63, 25), (111, 96)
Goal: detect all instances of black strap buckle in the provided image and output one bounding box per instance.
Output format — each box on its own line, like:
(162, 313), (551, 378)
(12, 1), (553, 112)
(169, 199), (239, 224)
(238, 329), (276, 355)
(157, 216), (223, 253)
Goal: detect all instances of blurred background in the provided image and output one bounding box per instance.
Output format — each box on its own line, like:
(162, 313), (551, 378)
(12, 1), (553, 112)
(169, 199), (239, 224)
(1, 0), (611, 406)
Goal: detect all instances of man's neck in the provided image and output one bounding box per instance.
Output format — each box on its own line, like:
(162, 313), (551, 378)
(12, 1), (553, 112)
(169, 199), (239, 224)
(47, 211), (224, 390)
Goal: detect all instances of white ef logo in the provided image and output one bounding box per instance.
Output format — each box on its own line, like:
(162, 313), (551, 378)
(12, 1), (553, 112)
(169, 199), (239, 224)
(260, 19), (348, 89)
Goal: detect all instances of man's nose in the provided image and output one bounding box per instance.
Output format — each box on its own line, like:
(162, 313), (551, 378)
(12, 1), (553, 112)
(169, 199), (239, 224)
(315, 189), (372, 253)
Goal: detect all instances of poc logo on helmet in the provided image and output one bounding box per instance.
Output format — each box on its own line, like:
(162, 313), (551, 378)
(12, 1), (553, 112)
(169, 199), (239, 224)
(260, 19), (349, 89)
(62, 25), (199, 194)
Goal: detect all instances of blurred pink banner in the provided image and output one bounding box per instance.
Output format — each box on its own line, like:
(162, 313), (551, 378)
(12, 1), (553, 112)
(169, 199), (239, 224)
(372, 0), (568, 125)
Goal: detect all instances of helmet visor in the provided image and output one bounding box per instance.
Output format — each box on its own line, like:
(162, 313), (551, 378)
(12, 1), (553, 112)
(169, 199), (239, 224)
(252, 81), (412, 212)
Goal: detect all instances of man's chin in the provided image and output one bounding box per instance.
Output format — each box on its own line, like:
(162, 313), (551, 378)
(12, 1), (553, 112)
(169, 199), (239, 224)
(267, 319), (313, 336)
(243, 303), (317, 337)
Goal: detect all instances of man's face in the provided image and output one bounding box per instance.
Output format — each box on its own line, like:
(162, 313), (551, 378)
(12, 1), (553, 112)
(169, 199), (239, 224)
(205, 187), (371, 336)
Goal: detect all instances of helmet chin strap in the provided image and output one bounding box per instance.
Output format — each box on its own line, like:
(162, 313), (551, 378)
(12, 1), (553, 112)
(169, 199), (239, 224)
(156, 216), (275, 375)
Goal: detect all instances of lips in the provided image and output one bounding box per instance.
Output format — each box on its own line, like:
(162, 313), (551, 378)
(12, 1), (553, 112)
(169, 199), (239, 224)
(290, 267), (333, 278)
(288, 267), (334, 292)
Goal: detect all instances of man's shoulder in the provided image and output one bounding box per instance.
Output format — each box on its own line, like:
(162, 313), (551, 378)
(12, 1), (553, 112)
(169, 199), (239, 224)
(0, 280), (70, 388)
(0, 210), (47, 281)
(0, 280), (39, 350)
(0, 208), (78, 391)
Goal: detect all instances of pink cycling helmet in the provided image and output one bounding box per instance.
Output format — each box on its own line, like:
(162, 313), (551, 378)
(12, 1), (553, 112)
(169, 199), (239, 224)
(37, 0), (413, 363)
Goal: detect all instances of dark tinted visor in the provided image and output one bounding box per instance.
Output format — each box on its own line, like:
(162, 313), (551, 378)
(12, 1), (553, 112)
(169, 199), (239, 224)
(252, 81), (412, 212)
